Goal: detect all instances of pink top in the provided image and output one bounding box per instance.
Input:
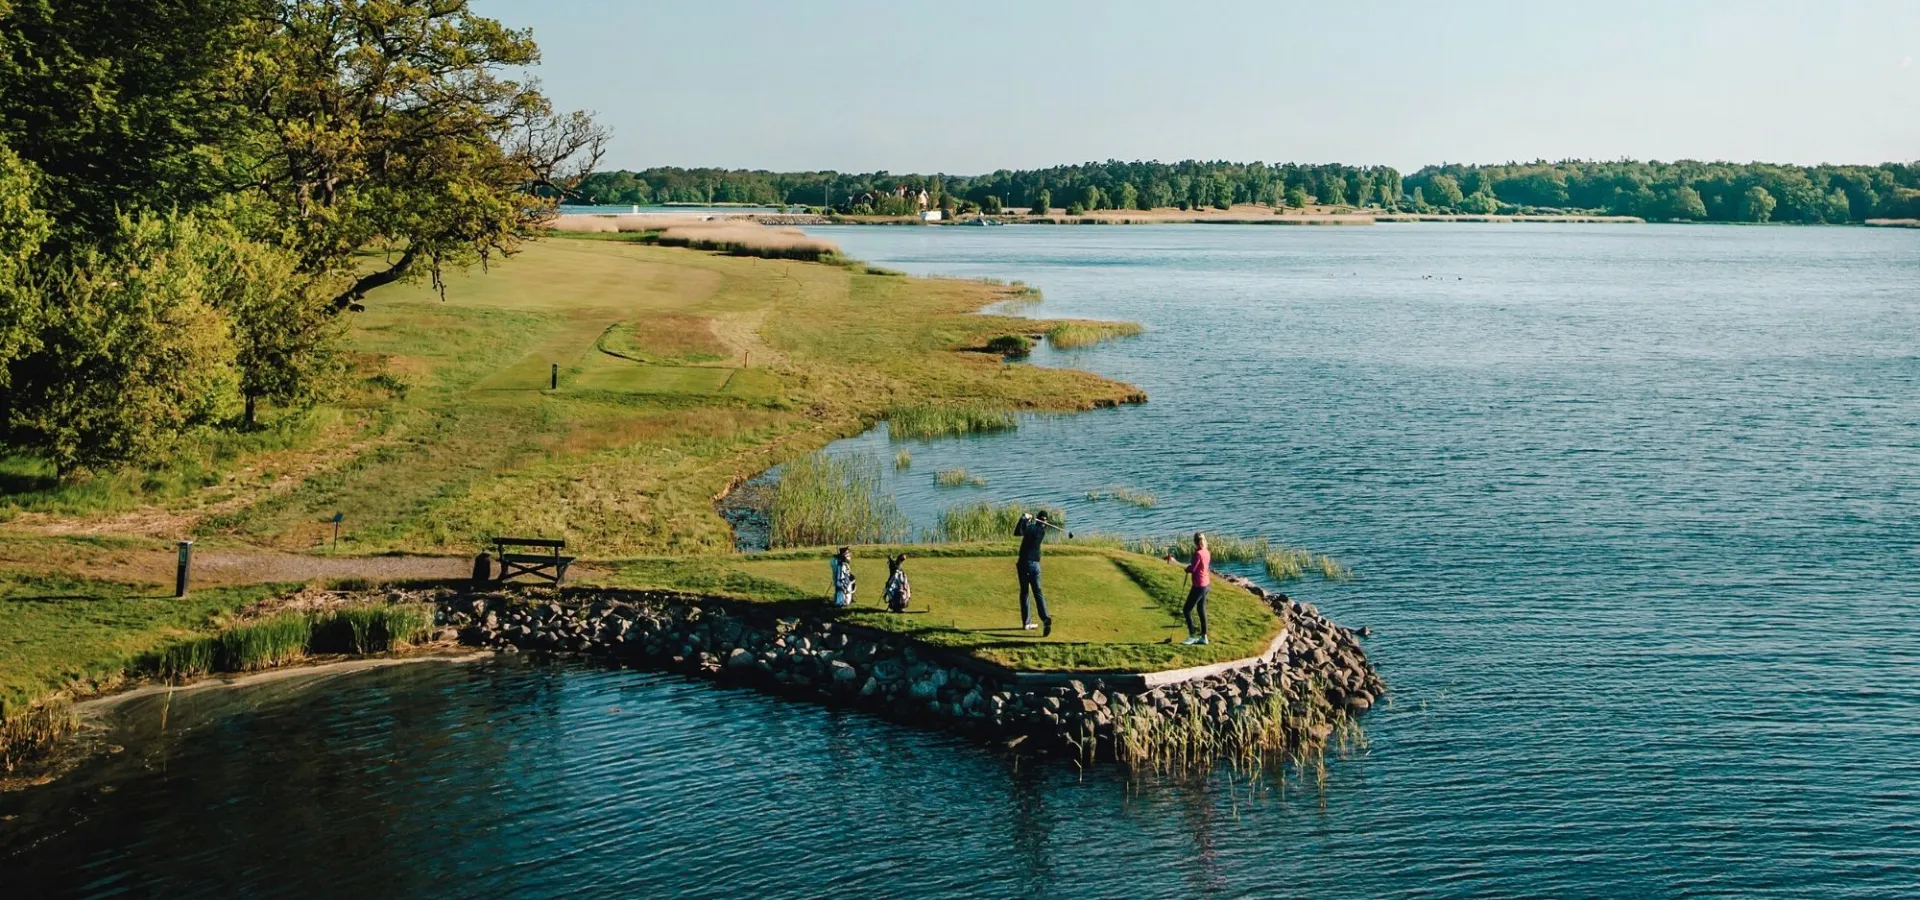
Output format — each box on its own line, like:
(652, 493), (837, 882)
(1187, 548), (1210, 588)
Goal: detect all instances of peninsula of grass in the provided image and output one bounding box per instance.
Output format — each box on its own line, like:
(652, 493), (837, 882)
(608, 544), (1280, 673)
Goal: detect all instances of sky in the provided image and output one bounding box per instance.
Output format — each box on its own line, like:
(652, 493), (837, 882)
(472, 0), (1920, 175)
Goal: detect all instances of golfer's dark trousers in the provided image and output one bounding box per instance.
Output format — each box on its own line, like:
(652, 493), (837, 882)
(1184, 585), (1209, 635)
(1018, 559), (1050, 625)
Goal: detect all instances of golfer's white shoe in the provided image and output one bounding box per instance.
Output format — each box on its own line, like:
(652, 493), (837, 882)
(1182, 635), (1201, 645)
(1023, 622), (1038, 630)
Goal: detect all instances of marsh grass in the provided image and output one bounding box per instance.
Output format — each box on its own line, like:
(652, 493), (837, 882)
(769, 452), (910, 547)
(310, 604), (434, 654)
(887, 404), (1018, 441)
(930, 501), (1065, 542)
(145, 604), (433, 681)
(1111, 681), (1363, 779)
(1072, 533), (1350, 582)
(985, 334), (1033, 357)
(0, 700), (78, 773)
(935, 467), (987, 488)
(1046, 320), (1144, 349)
(1085, 485), (1157, 508)
(894, 449), (912, 470)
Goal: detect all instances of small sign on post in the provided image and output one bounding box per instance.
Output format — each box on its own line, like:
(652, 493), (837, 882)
(331, 512), (344, 552)
(175, 540), (194, 598)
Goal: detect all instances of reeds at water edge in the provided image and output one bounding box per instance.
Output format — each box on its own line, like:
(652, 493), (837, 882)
(769, 452), (910, 547)
(935, 468), (987, 488)
(1046, 321), (1144, 349)
(930, 501), (1065, 543)
(887, 404), (1018, 441)
(145, 604), (435, 682)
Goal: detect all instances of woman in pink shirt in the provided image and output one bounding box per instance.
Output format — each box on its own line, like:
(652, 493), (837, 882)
(1166, 532), (1211, 645)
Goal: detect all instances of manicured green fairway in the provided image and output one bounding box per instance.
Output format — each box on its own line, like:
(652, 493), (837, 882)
(611, 544), (1282, 672)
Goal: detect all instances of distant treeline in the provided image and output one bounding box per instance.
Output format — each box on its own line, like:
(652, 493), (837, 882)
(577, 159), (1920, 222)
(577, 162), (1403, 215)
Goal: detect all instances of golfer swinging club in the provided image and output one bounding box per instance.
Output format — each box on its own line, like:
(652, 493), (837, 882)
(1013, 510), (1058, 636)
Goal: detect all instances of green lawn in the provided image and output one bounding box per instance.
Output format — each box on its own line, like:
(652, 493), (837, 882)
(0, 572), (284, 718)
(607, 544), (1281, 672)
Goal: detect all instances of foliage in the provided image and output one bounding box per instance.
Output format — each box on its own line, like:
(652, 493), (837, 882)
(3, 213), (239, 477)
(769, 452), (910, 547)
(1403, 159), (1920, 222)
(1032, 188), (1051, 215)
(0, 139), (47, 388)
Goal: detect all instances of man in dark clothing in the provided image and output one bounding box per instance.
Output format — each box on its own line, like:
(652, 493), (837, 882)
(1013, 511), (1053, 636)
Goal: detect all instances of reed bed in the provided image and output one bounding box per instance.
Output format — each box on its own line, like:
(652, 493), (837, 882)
(769, 452), (911, 547)
(144, 604), (434, 681)
(985, 334), (1033, 357)
(1085, 485), (1157, 508)
(1, 700), (78, 773)
(1046, 320), (1144, 349)
(894, 449), (912, 470)
(935, 467), (987, 488)
(1071, 533), (1351, 582)
(1110, 682), (1360, 779)
(930, 501), (1065, 543)
(887, 404), (1018, 441)
(546, 215), (842, 261)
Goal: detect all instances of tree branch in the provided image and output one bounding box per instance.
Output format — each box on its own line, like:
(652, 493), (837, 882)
(331, 245), (419, 311)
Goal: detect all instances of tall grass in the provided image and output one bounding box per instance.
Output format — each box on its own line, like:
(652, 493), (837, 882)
(1085, 485), (1157, 508)
(930, 501), (1066, 542)
(1071, 532), (1350, 582)
(770, 452), (911, 547)
(311, 604), (434, 654)
(894, 449), (912, 470)
(546, 215), (842, 261)
(1046, 321), (1144, 349)
(887, 404), (1018, 441)
(935, 467), (987, 487)
(1, 700), (78, 773)
(143, 604), (435, 681)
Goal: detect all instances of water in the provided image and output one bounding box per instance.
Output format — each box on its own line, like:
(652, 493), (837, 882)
(7, 224), (1919, 897)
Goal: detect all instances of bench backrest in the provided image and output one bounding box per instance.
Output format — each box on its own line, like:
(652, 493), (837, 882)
(493, 537), (566, 551)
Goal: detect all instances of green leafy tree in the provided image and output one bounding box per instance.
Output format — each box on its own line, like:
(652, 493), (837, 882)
(242, 0), (608, 310)
(0, 140), (48, 387)
(4, 213), (238, 478)
(1118, 182), (1139, 210)
(1741, 185), (1777, 223)
(1285, 186), (1311, 209)
(1427, 174), (1465, 209)
(981, 195), (1003, 214)
(1081, 184), (1104, 210)
(1459, 192), (1500, 214)
(1666, 185), (1707, 220)
(1032, 188), (1051, 215)
(1211, 172), (1233, 209)
(199, 214), (347, 427)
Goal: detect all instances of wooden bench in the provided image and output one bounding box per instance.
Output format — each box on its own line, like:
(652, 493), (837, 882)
(492, 537), (575, 586)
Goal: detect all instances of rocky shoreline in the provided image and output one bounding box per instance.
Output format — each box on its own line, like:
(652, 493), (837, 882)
(433, 576), (1383, 768)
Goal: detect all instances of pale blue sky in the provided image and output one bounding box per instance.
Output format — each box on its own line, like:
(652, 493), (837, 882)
(474, 0), (1920, 173)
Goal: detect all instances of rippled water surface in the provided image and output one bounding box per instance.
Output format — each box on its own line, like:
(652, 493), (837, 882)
(6, 224), (1919, 898)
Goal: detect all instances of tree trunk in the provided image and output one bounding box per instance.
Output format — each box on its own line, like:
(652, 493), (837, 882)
(244, 393), (257, 429)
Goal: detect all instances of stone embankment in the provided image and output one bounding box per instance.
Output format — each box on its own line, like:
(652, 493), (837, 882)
(430, 580), (1383, 767)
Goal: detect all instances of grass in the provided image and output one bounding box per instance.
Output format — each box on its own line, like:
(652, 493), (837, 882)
(607, 543), (1281, 672)
(888, 404), (1020, 441)
(768, 452), (909, 548)
(930, 501), (1065, 543)
(1046, 320), (1145, 349)
(985, 334), (1033, 357)
(934, 467), (987, 488)
(893, 449), (912, 470)
(1085, 485), (1158, 508)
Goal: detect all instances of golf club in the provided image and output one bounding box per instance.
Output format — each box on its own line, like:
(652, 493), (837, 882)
(1024, 513), (1073, 539)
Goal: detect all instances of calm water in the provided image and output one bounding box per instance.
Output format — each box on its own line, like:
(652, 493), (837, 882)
(7, 224), (1919, 898)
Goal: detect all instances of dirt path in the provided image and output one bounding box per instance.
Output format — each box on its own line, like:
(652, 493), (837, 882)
(0, 541), (606, 589)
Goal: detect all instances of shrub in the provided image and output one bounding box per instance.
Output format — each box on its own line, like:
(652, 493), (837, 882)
(986, 334), (1032, 357)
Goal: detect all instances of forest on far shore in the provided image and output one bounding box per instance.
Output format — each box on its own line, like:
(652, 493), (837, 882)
(575, 158), (1920, 224)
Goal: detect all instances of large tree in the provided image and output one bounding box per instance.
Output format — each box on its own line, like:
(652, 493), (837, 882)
(238, 0), (608, 309)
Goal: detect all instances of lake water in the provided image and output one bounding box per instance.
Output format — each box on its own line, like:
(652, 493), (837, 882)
(7, 224), (1919, 898)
